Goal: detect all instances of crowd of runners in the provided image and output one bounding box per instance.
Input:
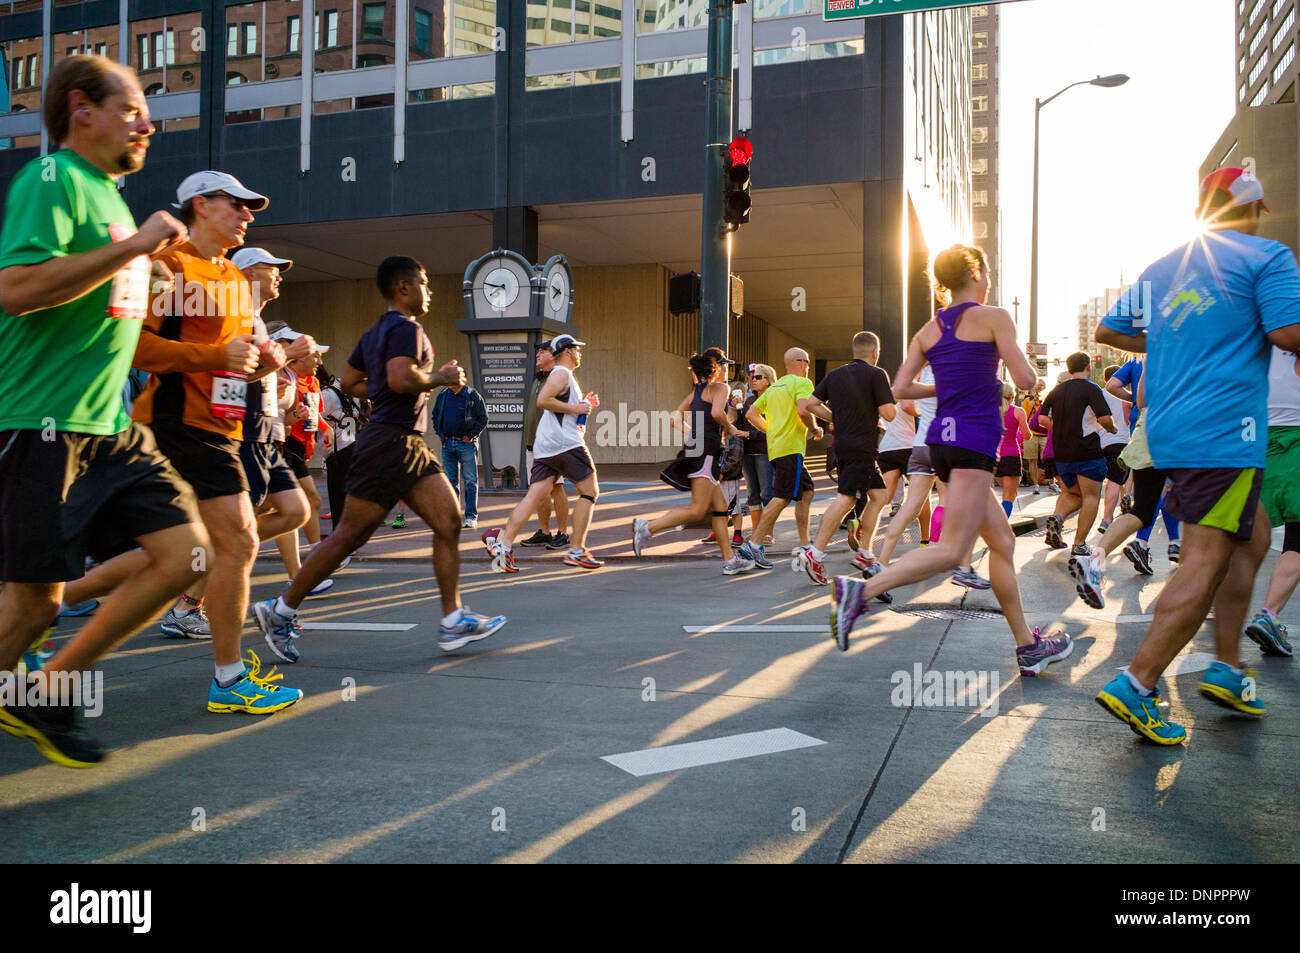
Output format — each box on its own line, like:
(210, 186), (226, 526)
(1, 55), (1298, 770)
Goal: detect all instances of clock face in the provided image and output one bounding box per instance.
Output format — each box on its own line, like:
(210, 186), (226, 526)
(483, 267), (520, 311)
(547, 271), (568, 310)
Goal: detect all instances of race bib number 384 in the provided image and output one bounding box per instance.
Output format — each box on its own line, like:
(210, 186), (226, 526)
(211, 372), (248, 420)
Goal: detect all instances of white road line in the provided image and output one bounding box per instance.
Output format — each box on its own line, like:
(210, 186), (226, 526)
(1115, 614), (1213, 624)
(683, 624), (827, 634)
(298, 623), (418, 632)
(602, 727), (826, 777)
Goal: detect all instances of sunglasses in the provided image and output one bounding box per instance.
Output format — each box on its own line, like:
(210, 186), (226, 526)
(749, 374), (764, 380)
(208, 192), (253, 212)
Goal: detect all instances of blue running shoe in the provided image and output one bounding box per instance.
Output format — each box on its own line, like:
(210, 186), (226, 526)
(1198, 661), (1266, 716)
(58, 600), (99, 618)
(18, 627), (56, 675)
(1069, 552), (1106, 610)
(1244, 611), (1292, 657)
(831, 575), (869, 651)
(439, 606), (507, 651)
(208, 650), (302, 714)
(1095, 673), (1186, 744)
(739, 541), (774, 570)
(253, 598), (300, 663)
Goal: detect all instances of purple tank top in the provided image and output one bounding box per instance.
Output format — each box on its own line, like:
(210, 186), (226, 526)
(924, 301), (1002, 458)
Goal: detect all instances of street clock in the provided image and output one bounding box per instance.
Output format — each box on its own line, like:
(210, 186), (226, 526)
(464, 249), (534, 320)
(537, 254), (573, 324)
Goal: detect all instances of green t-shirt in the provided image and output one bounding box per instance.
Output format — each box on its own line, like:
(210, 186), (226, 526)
(753, 373), (815, 460)
(0, 148), (151, 434)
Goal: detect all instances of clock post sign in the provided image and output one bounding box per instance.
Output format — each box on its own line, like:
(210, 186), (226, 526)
(460, 249), (575, 491)
(824, 0), (992, 20)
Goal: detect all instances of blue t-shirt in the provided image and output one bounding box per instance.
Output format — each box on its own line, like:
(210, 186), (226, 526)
(1101, 230), (1300, 469)
(1111, 358), (1143, 428)
(348, 310), (434, 434)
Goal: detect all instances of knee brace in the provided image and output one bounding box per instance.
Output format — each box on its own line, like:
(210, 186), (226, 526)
(580, 493), (598, 505)
(711, 510), (730, 518)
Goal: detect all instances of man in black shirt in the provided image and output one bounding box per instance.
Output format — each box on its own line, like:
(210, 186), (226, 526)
(1038, 352), (1116, 556)
(796, 331), (896, 585)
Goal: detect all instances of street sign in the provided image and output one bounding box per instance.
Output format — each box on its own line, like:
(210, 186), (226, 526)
(1026, 342), (1047, 356)
(825, 0), (997, 21)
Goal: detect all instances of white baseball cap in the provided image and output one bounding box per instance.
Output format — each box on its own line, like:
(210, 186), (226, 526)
(174, 171), (269, 211)
(231, 247), (293, 271)
(270, 327), (329, 353)
(550, 333), (587, 354)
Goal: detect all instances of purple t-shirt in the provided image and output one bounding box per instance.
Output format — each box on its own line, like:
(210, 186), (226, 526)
(348, 310), (434, 434)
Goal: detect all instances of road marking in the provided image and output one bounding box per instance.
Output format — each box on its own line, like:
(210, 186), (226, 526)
(683, 624), (826, 634)
(1116, 614), (1213, 624)
(299, 623), (418, 631)
(1167, 652), (1216, 676)
(602, 727), (825, 777)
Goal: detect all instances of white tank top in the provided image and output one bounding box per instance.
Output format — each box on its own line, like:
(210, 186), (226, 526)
(1268, 346), (1300, 427)
(913, 366), (938, 447)
(1100, 391), (1130, 447)
(879, 405), (916, 452)
(532, 364), (586, 458)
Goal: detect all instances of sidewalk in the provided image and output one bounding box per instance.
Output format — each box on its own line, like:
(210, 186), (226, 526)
(266, 456), (1052, 565)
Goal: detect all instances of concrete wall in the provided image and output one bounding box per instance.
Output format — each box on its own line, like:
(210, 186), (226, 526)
(270, 263), (815, 465)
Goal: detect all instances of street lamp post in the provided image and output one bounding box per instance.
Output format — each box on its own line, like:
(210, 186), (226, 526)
(1029, 73), (1129, 346)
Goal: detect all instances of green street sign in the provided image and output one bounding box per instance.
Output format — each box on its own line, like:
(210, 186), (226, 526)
(825, 0), (982, 21)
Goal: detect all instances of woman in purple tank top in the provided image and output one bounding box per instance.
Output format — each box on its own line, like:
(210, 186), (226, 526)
(830, 245), (1074, 678)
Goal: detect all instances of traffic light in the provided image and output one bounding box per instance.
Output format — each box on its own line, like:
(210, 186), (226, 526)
(723, 136), (752, 230)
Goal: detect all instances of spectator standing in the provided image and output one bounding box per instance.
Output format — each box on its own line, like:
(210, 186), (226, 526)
(432, 373), (488, 529)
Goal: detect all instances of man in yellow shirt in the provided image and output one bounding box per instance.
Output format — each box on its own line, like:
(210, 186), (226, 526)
(739, 348), (822, 569)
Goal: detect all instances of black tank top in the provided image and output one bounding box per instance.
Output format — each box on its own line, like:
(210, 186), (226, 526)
(690, 381), (722, 458)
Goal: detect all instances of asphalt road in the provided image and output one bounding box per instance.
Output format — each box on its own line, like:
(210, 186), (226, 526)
(2, 512), (1297, 864)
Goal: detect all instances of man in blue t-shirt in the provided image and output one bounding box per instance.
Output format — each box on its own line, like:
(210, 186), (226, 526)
(253, 256), (507, 655)
(1094, 168), (1300, 744)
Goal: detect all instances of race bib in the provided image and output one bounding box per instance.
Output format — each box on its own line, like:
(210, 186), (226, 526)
(302, 390), (320, 432)
(106, 223), (150, 320)
(260, 378), (277, 418)
(211, 372), (248, 420)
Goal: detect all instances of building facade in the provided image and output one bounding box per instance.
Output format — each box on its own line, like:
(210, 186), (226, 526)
(969, 1), (998, 306)
(1236, 0), (1298, 108)
(1, 0), (973, 463)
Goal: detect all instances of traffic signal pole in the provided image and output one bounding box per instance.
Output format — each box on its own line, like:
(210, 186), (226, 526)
(699, 0), (735, 355)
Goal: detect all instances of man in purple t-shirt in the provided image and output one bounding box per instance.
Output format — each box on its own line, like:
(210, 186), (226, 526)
(253, 256), (507, 656)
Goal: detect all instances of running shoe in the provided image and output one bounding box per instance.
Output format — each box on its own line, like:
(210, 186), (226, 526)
(1067, 544), (1090, 573)
(950, 566), (992, 590)
(546, 532), (572, 550)
(1031, 486), (1041, 495)
(391, 512), (406, 529)
(1123, 539), (1154, 575)
(802, 549), (829, 586)
(1043, 515), (1066, 550)
(1198, 661), (1265, 715)
(1168, 541), (1181, 564)
(488, 542), (519, 573)
(632, 519), (651, 557)
(481, 528), (502, 553)
(790, 544), (812, 572)
(845, 517), (862, 551)
(731, 531), (743, 545)
(700, 532), (717, 544)
(1244, 610), (1293, 657)
(831, 575), (870, 651)
(57, 600), (99, 618)
(850, 550), (875, 572)
(160, 606), (211, 640)
(463, 517), (478, 529)
(1047, 483), (1060, 495)
(855, 555), (893, 603)
(738, 540), (774, 570)
(438, 606), (507, 651)
(307, 578), (334, 597)
(888, 503), (901, 519)
(721, 554), (755, 575)
(563, 548), (604, 569)
(337, 555), (353, 570)
(1095, 673), (1186, 745)
(519, 530), (553, 547)
(208, 650), (302, 714)
(1015, 627), (1073, 676)
(253, 598), (300, 664)
(0, 697), (106, 768)
(18, 627), (56, 676)
(1070, 552), (1106, 610)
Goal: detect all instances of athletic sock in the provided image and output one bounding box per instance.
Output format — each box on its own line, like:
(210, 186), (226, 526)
(442, 608), (464, 627)
(215, 661), (247, 687)
(1001, 500), (1013, 517)
(1162, 508), (1180, 540)
(174, 607), (196, 618)
(1222, 661), (1245, 677)
(1262, 607), (1279, 621)
(273, 596), (297, 619)
(1123, 668), (1154, 697)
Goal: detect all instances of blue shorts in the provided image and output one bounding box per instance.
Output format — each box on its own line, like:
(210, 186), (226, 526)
(1055, 457), (1107, 488)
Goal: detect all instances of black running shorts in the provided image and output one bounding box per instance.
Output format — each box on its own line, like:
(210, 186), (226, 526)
(0, 424), (199, 583)
(241, 441), (300, 508)
(531, 445), (595, 486)
(1103, 444), (1129, 484)
(877, 448), (910, 476)
(346, 422), (443, 510)
(995, 455), (1022, 479)
(771, 453), (814, 500)
(148, 419), (249, 500)
(836, 457), (885, 498)
(929, 444), (997, 484)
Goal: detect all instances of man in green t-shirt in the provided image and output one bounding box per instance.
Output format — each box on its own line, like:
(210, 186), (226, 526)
(739, 348), (823, 569)
(0, 55), (207, 769)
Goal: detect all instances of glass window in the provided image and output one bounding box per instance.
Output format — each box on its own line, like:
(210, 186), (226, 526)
(357, 1), (395, 68)
(526, 71), (573, 89)
(53, 26), (121, 71)
(315, 6), (354, 74)
(1250, 79), (1270, 104)
(971, 157), (988, 175)
(974, 221), (989, 239)
(971, 126), (988, 144)
(1250, 19), (1268, 54)
(288, 15), (301, 54)
(267, 4), (304, 81)
(973, 190), (987, 207)
(363, 3), (387, 38)
(1274, 40), (1296, 82)
(972, 95), (987, 111)
(414, 8), (433, 54)
(972, 32), (987, 49)
(1274, 7), (1295, 49)
(452, 0), (498, 55)
(1, 38), (41, 150)
(753, 0), (808, 19)
(972, 63), (988, 81)
(410, 2), (451, 61)
(639, 0), (707, 33)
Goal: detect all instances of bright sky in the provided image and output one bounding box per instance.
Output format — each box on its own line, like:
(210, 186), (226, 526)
(997, 0), (1236, 356)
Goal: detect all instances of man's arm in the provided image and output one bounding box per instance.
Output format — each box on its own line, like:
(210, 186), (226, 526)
(745, 404), (768, 434)
(467, 391), (489, 440)
(1267, 322), (1300, 355)
(1105, 374), (1132, 402)
(387, 356), (464, 395)
(800, 394), (833, 423)
(536, 368), (588, 415)
(340, 364), (368, 398)
(1096, 413), (1116, 434)
(1096, 324), (1146, 354)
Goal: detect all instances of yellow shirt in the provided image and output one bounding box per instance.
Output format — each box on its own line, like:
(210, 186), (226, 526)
(753, 374), (815, 460)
